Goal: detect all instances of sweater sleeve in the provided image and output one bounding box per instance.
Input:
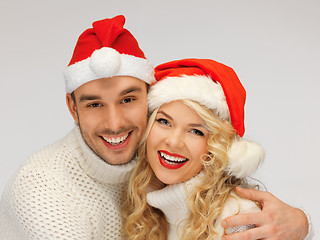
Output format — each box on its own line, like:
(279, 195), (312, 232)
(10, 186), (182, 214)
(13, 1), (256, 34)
(0, 173), (25, 240)
(224, 223), (255, 235)
(301, 208), (314, 240)
(0, 164), (91, 240)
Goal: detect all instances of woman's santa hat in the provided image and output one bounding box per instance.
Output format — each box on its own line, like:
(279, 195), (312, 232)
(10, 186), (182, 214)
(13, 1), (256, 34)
(148, 58), (264, 178)
(64, 15), (155, 93)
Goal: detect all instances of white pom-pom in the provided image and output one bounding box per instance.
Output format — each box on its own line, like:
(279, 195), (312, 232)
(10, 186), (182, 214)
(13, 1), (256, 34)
(89, 47), (121, 77)
(226, 138), (265, 178)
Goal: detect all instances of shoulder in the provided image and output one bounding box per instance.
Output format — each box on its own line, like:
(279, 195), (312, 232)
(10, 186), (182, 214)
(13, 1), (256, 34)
(10, 128), (80, 178)
(221, 191), (261, 218)
(214, 191), (261, 237)
(26, 129), (77, 166)
(3, 130), (78, 203)
(0, 128), (91, 238)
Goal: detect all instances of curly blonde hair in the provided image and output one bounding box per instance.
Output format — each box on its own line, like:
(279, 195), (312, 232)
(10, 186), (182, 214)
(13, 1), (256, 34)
(122, 100), (250, 240)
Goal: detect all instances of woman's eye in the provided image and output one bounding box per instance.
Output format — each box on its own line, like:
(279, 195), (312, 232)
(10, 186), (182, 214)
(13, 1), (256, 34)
(191, 129), (204, 136)
(121, 98), (134, 104)
(156, 118), (170, 126)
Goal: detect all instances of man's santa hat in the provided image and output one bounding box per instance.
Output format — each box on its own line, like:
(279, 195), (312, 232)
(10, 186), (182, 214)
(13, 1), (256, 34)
(148, 58), (264, 178)
(64, 15), (155, 93)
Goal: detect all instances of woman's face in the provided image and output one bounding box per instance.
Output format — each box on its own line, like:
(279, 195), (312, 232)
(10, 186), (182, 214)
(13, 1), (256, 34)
(147, 101), (209, 185)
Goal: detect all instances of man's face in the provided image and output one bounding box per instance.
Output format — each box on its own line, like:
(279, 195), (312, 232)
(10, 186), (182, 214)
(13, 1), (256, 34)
(66, 76), (148, 165)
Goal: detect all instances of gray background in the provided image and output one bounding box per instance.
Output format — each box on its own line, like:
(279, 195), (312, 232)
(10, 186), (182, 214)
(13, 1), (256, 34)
(1, 0), (319, 235)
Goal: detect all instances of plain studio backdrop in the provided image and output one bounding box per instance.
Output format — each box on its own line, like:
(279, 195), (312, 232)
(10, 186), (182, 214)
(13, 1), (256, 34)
(1, 0), (319, 235)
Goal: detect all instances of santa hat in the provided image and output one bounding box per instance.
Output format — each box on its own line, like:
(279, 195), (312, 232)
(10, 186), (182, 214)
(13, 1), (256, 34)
(149, 58), (264, 178)
(64, 15), (155, 93)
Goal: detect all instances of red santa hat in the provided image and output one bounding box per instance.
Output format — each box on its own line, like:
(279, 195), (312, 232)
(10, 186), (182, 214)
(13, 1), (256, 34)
(149, 58), (264, 178)
(64, 15), (155, 93)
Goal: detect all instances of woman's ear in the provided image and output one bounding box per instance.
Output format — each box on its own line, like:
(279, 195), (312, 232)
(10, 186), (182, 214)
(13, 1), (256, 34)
(66, 93), (79, 124)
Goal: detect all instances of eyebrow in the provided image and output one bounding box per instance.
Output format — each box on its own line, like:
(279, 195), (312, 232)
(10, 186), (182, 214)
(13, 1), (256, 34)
(78, 95), (101, 102)
(157, 110), (173, 120)
(120, 86), (143, 96)
(188, 123), (208, 129)
(77, 86), (143, 102)
(157, 110), (208, 129)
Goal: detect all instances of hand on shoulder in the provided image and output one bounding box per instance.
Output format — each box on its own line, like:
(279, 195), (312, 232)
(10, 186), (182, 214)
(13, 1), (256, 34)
(220, 187), (310, 240)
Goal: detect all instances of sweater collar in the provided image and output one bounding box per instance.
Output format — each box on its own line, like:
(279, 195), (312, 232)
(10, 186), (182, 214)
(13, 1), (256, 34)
(69, 125), (136, 184)
(146, 173), (203, 225)
(147, 181), (188, 225)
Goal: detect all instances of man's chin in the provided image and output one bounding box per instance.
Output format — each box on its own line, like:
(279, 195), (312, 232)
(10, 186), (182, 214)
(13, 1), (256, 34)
(101, 152), (136, 165)
(103, 159), (132, 165)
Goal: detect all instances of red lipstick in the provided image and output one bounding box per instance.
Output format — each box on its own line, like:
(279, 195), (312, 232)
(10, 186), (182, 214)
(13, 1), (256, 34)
(158, 150), (188, 170)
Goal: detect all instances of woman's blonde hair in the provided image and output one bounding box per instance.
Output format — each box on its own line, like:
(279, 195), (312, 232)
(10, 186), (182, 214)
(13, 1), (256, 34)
(122, 100), (250, 240)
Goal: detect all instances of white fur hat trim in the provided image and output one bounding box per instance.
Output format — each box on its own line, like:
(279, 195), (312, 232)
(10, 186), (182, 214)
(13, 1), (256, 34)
(148, 75), (230, 120)
(64, 47), (155, 93)
(227, 138), (265, 178)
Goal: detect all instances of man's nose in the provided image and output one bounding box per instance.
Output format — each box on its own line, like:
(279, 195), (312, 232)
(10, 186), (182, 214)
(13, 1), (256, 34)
(103, 105), (126, 132)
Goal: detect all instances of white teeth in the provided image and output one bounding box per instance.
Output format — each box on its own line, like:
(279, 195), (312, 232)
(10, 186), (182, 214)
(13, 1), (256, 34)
(160, 152), (187, 162)
(103, 133), (129, 145)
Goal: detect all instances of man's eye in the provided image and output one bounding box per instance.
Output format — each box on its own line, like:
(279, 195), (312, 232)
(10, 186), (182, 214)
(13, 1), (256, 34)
(89, 103), (102, 107)
(156, 118), (170, 126)
(190, 129), (204, 136)
(121, 98), (134, 104)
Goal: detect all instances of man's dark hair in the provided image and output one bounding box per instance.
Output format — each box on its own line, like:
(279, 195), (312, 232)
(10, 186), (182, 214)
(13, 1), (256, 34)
(71, 92), (76, 104)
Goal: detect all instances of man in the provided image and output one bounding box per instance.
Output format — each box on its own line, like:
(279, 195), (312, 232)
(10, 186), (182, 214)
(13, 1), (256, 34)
(0, 15), (312, 239)
(0, 15), (154, 239)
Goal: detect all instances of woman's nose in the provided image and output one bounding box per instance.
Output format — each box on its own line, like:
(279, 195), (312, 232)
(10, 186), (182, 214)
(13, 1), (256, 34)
(165, 128), (184, 149)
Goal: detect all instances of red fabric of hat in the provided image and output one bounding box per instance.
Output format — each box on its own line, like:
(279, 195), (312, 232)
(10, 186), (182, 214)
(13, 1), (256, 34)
(64, 15), (154, 93)
(68, 15), (146, 66)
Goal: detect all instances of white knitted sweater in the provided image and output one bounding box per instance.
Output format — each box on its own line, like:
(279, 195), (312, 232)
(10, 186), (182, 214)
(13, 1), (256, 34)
(147, 175), (260, 240)
(0, 126), (135, 240)
(147, 176), (314, 240)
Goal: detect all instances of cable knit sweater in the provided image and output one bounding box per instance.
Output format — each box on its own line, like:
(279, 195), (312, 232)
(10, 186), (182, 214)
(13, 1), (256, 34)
(0, 126), (135, 240)
(147, 175), (261, 240)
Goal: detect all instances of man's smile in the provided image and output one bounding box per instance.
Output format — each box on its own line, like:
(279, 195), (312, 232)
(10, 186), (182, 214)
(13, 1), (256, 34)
(102, 132), (130, 145)
(101, 131), (132, 150)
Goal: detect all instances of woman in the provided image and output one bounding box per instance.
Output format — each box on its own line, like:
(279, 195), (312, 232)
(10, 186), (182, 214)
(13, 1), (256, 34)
(122, 58), (265, 239)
